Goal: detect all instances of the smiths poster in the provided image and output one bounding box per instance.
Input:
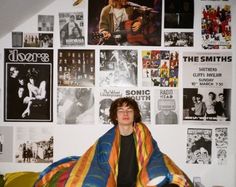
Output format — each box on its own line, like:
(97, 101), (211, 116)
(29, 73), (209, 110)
(4, 49), (53, 122)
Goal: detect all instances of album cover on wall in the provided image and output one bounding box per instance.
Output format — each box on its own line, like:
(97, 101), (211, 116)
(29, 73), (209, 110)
(142, 50), (179, 87)
(0, 126), (13, 162)
(15, 126), (53, 163)
(4, 49), (53, 122)
(88, 0), (162, 46)
(58, 49), (95, 87)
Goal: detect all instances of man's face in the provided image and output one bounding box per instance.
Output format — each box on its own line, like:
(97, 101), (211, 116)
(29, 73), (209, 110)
(116, 104), (134, 127)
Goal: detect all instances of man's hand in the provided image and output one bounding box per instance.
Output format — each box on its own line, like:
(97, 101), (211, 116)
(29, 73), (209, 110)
(131, 18), (142, 32)
(101, 31), (111, 40)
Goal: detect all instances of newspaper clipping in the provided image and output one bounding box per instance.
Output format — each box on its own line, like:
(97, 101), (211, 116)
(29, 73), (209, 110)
(57, 87), (94, 125)
(187, 128), (212, 164)
(59, 12), (85, 47)
(215, 127), (228, 165)
(99, 50), (138, 87)
(154, 89), (178, 124)
(182, 52), (232, 122)
(202, 4), (231, 49)
(58, 49), (95, 87)
(4, 49), (53, 122)
(15, 126), (53, 163)
(142, 50), (179, 87)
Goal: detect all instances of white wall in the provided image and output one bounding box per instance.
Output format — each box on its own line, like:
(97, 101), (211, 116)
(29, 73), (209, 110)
(0, 0), (235, 187)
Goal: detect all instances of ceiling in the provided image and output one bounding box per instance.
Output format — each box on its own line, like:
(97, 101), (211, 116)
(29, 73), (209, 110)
(0, 0), (56, 39)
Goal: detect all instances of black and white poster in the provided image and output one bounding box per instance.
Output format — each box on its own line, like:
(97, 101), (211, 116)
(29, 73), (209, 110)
(154, 89), (178, 124)
(0, 126), (13, 162)
(142, 50), (179, 87)
(124, 89), (151, 124)
(59, 12), (85, 46)
(12, 32), (23, 47)
(38, 15), (54, 32)
(202, 4), (231, 49)
(164, 0), (194, 28)
(98, 88), (123, 125)
(99, 50), (138, 87)
(57, 88), (94, 125)
(98, 88), (151, 124)
(15, 126), (53, 163)
(182, 52), (232, 122)
(164, 32), (193, 47)
(215, 127), (228, 165)
(4, 49), (53, 122)
(23, 33), (40, 47)
(187, 128), (212, 164)
(58, 49), (95, 87)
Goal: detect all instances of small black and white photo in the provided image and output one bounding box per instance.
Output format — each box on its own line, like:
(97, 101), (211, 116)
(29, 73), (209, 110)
(15, 126), (53, 163)
(12, 32), (23, 47)
(0, 134), (3, 154)
(164, 0), (194, 28)
(0, 126), (14, 162)
(164, 32), (193, 47)
(59, 12), (85, 46)
(39, 33), (53, 48)
(38, 15), (54, 31)
(23, 33), (40, 47)
(186, 128), (212, 164)
(99, 49), (138, 87)
(57, 87), (94, 125)
(4, 49), (53, 122)
(58, 49), (95, 87)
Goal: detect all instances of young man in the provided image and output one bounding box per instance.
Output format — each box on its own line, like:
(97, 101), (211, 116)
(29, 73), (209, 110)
(35, 97), (192, 187)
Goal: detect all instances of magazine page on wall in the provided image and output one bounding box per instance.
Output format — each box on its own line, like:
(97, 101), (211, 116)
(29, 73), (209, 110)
(4, 49), (53, 122)
(182, 52), (232, 123)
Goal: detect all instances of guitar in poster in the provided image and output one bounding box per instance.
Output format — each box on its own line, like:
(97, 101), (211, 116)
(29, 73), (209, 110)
(88, 0), (162, 46)
(4, 49), (53, 122)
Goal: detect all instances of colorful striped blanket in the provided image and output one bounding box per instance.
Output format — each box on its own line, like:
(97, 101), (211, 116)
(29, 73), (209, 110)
(34, 123), (192, 187)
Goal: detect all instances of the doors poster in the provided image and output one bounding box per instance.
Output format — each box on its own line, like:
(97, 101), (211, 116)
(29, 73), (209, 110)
(4, 49), (53, 122)
(182, 52), (232, 122)
(88, 0), (162, 46)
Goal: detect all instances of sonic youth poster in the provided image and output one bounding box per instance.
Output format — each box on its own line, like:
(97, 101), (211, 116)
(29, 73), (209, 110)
(4, 49), (53, 122)
(99, 49), (137, 87)
(98, 88), (151, 125)
(182, 52), (232, 122)
(88, 0), (162, 46)
(202, 4), (231, 49)
(58, 49), (95, 87)
(124, 89), (151, 123)
(15, 126), (53, 163)
(154, 89), (178, 125)
(187, 128), (212, 164)
(57, 87), (94, 125)
(142, 50), (179, 87)
(59, 12), (85, 47)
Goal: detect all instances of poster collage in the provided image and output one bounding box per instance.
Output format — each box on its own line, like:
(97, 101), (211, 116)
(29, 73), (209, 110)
(0, 0), (232, 167)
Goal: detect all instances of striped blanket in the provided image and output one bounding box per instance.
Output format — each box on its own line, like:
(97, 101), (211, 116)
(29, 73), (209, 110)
(34, 123), (192, 187)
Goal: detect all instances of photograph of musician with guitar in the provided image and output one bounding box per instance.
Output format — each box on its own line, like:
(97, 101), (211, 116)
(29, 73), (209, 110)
(88, 0), (162, 46)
